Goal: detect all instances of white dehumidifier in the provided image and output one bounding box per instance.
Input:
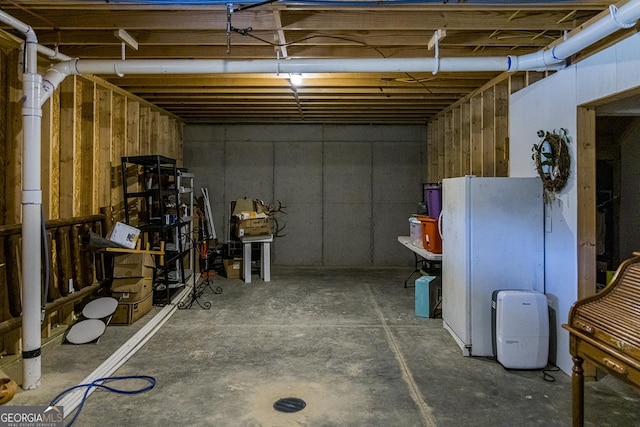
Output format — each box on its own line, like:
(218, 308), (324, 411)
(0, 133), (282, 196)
(491, 290), (549, 369)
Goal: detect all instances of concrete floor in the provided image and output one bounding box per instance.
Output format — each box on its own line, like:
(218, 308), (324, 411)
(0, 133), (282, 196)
(2, 267), (640, 426)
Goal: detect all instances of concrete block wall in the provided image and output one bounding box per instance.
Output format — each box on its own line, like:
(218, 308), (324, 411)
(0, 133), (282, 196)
(183, 124), (426, 267)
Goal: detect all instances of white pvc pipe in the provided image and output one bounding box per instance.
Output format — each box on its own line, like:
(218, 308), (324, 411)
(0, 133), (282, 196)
(20, 26), (43, 391)
(49, 56), (509, 78)
(0, 9), (30, 34)
(36, 44), (73, 62)
(509, 0), (640, 71)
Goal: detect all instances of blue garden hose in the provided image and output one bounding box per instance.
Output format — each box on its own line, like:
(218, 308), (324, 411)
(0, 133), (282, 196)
(48, 375), (156, 427)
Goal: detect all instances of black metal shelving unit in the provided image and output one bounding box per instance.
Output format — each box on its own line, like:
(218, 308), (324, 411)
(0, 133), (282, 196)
(121, 155), (190, 305)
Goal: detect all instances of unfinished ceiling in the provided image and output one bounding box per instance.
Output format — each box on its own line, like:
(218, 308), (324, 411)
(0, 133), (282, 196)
(0, 1), (634, 123)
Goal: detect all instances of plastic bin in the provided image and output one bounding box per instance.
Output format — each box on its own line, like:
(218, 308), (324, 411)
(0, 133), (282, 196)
(415, 275), (442, 318)
(409, 217), (422, 247)
(423, 183), (442, 219)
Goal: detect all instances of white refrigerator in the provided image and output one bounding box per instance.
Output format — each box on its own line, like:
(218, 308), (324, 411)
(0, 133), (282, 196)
(441, 176), (544, 357)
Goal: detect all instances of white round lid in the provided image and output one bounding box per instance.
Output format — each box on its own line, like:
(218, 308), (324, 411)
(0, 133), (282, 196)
(66, 319), (106, 345)
(82, 297), (119, 319)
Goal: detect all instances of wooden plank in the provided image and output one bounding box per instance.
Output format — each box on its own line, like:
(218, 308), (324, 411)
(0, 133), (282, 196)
(48, 230), (61, 301)
(81, 80), (96, 215)
(168, 118), (178, 165)
(577, 106), (597, 300)
(126, 100), (140, 156)
(460, 102), (471, 175)
(509, 73), (526, 95)
(80, 223), (96, 287)
(159, 114), (170, 157)
(4, 236), (21, 319)
(6, 50), (22, 224)
(55, 227), (72, 296)
(430, 119), (440, 182)
(526, 71), (547, 86)
(49, 89), (61, 219)
(577, 105), (598, 381)
(0, 237), (8, 351)
(175, 120), (184, 165)
(59, 77), (77, 219)
(97, 88), (112, 211)
(41, 97), (52, 218)
(73, 79), (84, 216)
(444, 111), (453, 178)
(451, 107), (461, 177)
(437, 117), (445, 181)
(470, 95), (483, 176)
(139, 106), (151, 155)
(3, 235), (21, 354)
(482, 87), (495, 177)
(70, 226), (83, 288)
(426, 122), (434, 182)
(494, 82), (509, 177)
(0, 51), (6, 225)
(112, 93), (127, 220)
(150, 110), (160, 154)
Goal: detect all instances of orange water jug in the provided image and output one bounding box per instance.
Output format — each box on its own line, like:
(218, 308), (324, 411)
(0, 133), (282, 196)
(420, 216), (442, 254)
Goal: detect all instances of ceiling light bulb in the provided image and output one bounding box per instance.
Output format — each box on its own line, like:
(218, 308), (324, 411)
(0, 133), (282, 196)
(290, 73), (303, 86)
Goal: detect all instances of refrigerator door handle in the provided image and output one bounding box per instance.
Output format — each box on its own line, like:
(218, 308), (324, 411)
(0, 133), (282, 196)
(438, 211), (444, 239)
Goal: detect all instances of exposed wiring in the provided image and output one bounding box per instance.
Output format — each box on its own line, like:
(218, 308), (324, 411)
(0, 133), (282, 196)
(232, 30), (388, 56)
(49, 375), (156, 427)
(480, 356), (561, 383)
(231, 30), (435, 93)
(542, 365), (560, 382)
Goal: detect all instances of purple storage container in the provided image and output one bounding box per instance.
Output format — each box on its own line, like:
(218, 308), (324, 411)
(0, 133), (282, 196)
(423, 183), (442, 218)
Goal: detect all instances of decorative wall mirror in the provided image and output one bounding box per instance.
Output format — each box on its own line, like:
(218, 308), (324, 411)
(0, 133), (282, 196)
(532, 128), (571, 203)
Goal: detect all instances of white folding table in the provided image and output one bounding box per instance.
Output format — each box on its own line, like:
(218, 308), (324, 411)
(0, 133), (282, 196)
(397, 236), (442, 287)
(240, 234), (273, 283)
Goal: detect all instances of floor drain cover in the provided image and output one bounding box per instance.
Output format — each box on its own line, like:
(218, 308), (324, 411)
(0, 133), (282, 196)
(273, 397), (306, 413)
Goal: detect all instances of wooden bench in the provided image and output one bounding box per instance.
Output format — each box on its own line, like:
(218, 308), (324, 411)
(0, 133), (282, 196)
(563, 252), (640, 427)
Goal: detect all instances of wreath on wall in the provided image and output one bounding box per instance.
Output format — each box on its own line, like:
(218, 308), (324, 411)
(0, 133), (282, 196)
(531, 128), (571, 203)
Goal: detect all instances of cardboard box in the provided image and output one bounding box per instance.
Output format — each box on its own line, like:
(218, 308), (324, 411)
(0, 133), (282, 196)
(223, 258), (242, 279)
(113, 253), (155, 279)
(235, 217), (271, 237)
(108, 222), (141, 249)
(111, 292), (153, 325)
(111, 277), (153, 303)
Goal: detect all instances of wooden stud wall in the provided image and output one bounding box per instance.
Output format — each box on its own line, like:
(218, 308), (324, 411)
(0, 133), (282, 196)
(426, 71), (549, 182)
(0, 46), (183, 353)
(0, 48), (184, 225)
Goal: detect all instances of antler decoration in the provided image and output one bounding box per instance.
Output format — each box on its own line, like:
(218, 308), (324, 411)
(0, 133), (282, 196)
(256, 199), (288, 238)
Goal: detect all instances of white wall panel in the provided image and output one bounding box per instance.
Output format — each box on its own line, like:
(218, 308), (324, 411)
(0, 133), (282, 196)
(509, 32), (640, 375)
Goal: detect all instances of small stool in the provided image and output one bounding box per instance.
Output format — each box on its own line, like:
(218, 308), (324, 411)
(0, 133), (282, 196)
(240, 235), (273, 283)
